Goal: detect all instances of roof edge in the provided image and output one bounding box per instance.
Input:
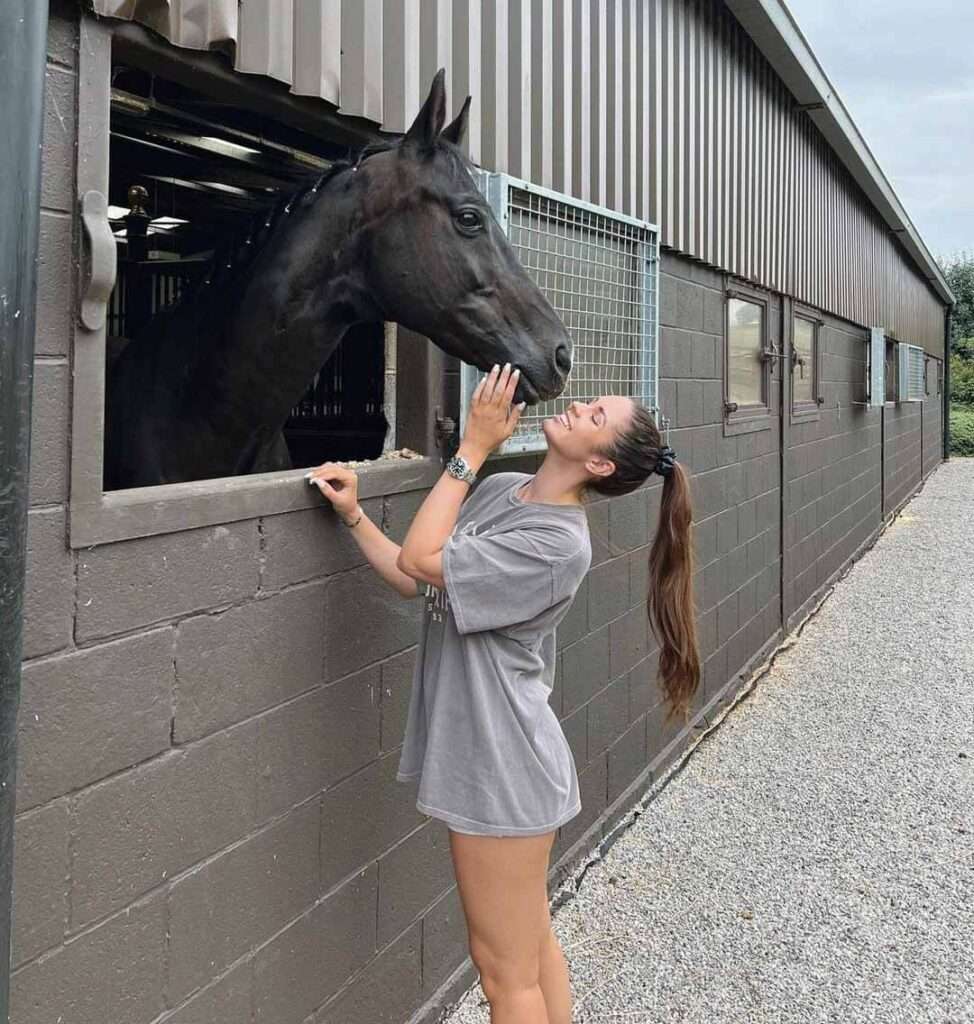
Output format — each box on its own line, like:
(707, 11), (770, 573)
(723, 0), (955, 308)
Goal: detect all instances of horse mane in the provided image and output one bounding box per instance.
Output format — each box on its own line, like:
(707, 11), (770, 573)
(144, 135), (471, 327)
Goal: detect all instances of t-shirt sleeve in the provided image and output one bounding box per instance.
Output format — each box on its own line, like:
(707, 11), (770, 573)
(442, 523), (587, 636)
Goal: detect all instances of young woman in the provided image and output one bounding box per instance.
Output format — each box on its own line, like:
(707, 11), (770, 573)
(308, 363), (699, 1024)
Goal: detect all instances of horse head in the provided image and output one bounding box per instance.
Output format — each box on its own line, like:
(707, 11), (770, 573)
(350, 70), (572, 405)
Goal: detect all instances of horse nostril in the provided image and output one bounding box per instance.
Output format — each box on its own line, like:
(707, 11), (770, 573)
(555, 344), (572, 374)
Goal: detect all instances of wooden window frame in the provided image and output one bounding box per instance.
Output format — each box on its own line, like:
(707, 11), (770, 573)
(68, 15), (444, 549)
(723, 283), (773, 437)
(790, 306), (824, 424)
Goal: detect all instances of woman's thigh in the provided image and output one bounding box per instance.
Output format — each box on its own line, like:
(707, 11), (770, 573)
(448, 828), (555, 983)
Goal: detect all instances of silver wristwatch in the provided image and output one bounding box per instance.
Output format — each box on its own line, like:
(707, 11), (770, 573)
(445, 454), (477, 485)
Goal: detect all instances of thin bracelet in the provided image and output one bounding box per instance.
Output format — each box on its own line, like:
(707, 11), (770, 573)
(342, 507), (364, 529)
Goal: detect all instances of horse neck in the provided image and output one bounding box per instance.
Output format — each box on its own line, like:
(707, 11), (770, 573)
(187, 176), (373, 442)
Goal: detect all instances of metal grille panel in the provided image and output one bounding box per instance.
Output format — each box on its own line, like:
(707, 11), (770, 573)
(898, 343), (926, 403)
(465, 173), (659, 455)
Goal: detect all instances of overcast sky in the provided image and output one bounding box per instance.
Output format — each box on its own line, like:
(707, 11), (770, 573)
(784, 0), (974, 260)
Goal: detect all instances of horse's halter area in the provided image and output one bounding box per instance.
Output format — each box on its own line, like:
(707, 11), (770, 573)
(105, 61), (391, 480)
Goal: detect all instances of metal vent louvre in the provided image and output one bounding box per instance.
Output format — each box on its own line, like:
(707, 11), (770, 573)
(897, 342), (926, 403)
(464, 171), (660, 455)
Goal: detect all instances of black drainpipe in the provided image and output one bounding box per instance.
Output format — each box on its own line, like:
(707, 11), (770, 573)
(943, 307), (952, 460)
(0, 2), (49, 1018)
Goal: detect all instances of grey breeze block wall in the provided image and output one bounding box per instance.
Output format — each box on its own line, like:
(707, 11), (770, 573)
(13, 11), (944, 1024)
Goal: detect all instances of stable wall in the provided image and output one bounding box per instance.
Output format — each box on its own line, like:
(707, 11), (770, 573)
(12, 7), (946, 1024)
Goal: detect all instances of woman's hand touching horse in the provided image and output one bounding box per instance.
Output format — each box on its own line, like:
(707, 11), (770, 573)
(460, 363), (526, 458)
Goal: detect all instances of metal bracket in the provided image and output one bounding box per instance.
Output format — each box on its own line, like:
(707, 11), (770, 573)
(434, 408), (459, 461)
(79, 190), (117, 331)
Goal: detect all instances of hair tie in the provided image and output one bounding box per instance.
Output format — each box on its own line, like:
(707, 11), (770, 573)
(654, 445), (677, 478)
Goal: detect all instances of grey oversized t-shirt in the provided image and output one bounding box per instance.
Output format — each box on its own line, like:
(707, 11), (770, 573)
(396, 472), (592, 837)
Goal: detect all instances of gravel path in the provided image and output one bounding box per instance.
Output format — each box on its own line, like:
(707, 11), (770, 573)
(445, 460), (973, 1024)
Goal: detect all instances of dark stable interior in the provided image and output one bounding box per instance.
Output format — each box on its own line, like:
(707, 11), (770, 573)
(105, 63), (388, 487)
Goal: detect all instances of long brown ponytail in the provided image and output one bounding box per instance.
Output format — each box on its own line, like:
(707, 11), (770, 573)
(589, 402), (700, 723)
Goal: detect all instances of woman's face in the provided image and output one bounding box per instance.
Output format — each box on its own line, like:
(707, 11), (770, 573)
(542, 395), (635, 468)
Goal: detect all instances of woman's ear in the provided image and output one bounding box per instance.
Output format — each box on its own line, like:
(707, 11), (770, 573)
(585, 454), (616, 480)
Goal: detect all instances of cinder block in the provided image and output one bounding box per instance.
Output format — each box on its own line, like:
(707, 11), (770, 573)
(691, 334), (717, 378)
(383, 490), (426, 544)
(10, 893), (165, 1024)
(585, 499), (611, 565)
(18, 628), (173, 810)
(560, 704), (587, 766)
(376, 821), (454, 947)
(627, 651), (659, 723)
(716, 507), (738, 556)
(557, 756), (607, 852)
(28, 360), (68, 506)
(23, 506), (72, 659)
(166, 963), (254, 1024)
(12, 800), (69, 967)
(675, 279), (705, 332)
(168, 801), (319, 1004)
(175, 582), (328, 742)
(609, 489), (650, 552)
(561, 625), (610, 716)
(609, 606), (648, 680)
(691, 424), (718, 474)
(76, 521), (260, 641)
(256, 667), (380, 822)
(421, 887), (468, 1001)
(320, 751), (424, 893)
(587, 556), (630, 630)
(659, 326), (692, 378)
(40, 66), (76, 212)
(70, 721), (259, 927)
(629, 546), (650, 610)
(588, 676), (630, 758)
(251, 864), (377, 1024)
(260, 498), (380, 590)
(35, 211), (73, 356)
(692, 514), (718, 568)
(703, 288), (725, 336)
(716, 592), (739, 646)
(557, 574), (588, 647)
(315, 921), (422, 1024)
(646, 697), (688, 768)
(659, 274), (679, 328)
(324, 566), (421, 680)
(725, 461), (745, 506)
(607, 717), (647, 804)
(380, 646), (416, 753)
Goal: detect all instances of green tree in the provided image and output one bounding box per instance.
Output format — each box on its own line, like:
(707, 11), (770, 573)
(938, 251), (974, 355)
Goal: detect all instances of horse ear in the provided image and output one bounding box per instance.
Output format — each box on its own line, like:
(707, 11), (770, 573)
(404, 68), (448, 149)
(440, 95), (471, 146)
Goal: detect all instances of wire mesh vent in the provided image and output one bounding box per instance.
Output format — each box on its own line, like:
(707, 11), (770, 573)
(465, 172), (660, 454)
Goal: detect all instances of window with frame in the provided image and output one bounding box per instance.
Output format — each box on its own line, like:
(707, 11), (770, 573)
(791, 314), (819, 411)
(69, 18), (444, 548)
(723, 288), (771, 433)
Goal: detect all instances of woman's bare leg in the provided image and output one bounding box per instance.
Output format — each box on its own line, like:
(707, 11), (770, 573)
(449, 828), (557, 1024)
(538, 921), (572, 1024)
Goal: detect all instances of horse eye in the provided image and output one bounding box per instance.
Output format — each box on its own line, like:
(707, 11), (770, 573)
(456, 209), (483, 232)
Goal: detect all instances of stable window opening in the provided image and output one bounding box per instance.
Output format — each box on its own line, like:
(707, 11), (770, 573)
(102, 66), (394, 491)
(722, 284), (773, 435)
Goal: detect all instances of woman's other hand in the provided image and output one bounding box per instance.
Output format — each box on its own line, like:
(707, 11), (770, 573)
(461, 363), (526, 457)
(306, 462), (360, 522)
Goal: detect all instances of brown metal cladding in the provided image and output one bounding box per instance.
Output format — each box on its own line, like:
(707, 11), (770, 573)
(92, 0), (946, 348)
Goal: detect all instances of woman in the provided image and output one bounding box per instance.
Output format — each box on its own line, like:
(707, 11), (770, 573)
(308, 363), (699, 1024)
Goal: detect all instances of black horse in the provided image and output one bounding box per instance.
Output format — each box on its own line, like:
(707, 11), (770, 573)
(104, 70), (573, 489)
